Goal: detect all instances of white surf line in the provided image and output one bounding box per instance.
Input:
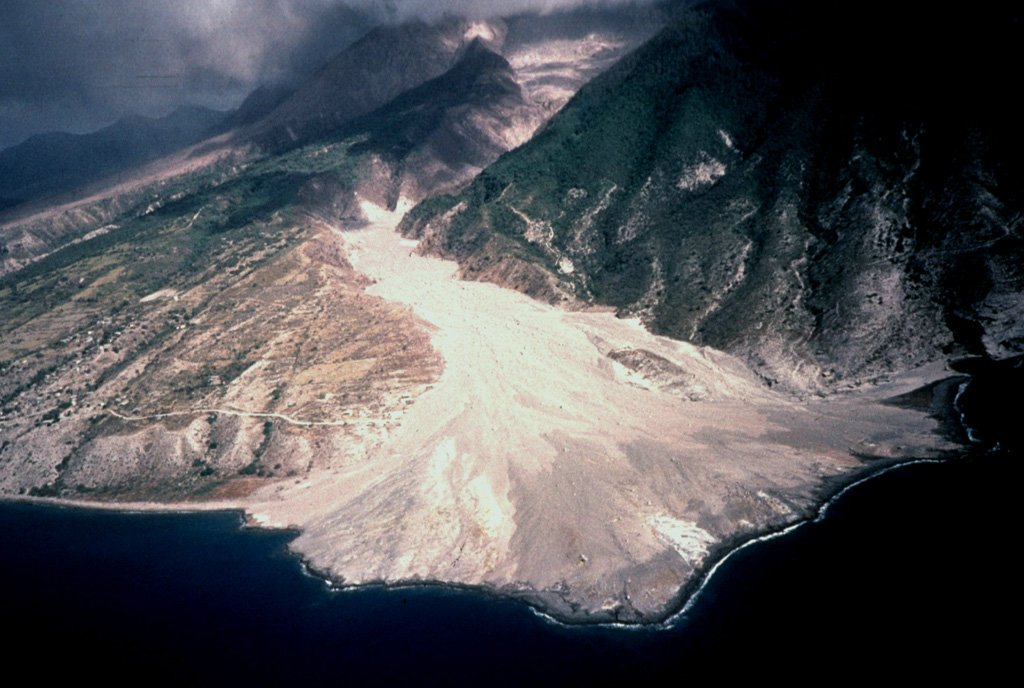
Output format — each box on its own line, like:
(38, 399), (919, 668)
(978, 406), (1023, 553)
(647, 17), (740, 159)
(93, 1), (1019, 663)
(666, 457), (951, 628)
(953, 380), (982, 444)
(521, 457), (956, 633)
(106, 408), (351, 428)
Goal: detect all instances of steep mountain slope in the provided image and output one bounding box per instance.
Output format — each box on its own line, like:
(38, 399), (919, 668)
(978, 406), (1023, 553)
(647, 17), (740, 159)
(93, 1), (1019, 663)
(244, 19), (499, 151)
(2, 12), (660, 281)
(401, 0), (1024, 391)
(247, 13), (664, 207)
(0, 107), (226, 208)
(244, 8), (665, 152)
(337, 39), (543, 207)
(0, 21), (492, 279)
(206, 84), (296, 137)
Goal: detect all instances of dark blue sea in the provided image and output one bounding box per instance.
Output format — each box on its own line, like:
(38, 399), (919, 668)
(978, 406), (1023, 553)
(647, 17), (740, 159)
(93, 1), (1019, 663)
(1, 451), (1016, 684)
(2, 364), (1018, 683)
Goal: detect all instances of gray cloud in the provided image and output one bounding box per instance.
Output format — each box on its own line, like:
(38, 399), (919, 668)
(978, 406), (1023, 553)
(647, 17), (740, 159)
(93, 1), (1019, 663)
(367, 0), (654, 21)
(0, 1), (655, 150)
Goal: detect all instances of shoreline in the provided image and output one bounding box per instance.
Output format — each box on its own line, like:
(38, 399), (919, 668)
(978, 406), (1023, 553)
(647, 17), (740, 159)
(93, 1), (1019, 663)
(0, 201), (984, 626)
(233, 202), (964, 624)
(0, 445), (973, 630)
(2, 440), (1012, 684)
(1, 404), (974, 629)
(654, 370), (980, 628)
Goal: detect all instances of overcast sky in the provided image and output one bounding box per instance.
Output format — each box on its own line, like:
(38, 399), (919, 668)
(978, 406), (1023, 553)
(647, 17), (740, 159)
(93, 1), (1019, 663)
(0, 0), (656, 151)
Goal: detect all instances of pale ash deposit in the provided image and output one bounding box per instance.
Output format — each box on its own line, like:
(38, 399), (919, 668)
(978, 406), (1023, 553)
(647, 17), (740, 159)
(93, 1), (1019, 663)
(240, 199), (958, 623)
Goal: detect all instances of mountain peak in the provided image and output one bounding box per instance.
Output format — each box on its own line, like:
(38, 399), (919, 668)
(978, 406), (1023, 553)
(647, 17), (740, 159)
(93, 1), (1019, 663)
(245, 18), (507, 151)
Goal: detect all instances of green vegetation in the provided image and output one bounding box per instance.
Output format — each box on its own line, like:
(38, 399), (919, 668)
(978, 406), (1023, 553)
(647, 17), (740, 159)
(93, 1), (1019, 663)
(0, 135), (363, 347)
(399, 13), (778, 319)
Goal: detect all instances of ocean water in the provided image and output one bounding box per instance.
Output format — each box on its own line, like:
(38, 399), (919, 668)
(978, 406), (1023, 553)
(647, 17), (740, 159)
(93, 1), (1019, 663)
(0, 448), (1016, 684)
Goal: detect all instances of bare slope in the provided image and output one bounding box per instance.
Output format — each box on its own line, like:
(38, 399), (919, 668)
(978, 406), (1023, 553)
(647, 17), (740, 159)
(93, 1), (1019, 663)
(243, 199), (957, 623)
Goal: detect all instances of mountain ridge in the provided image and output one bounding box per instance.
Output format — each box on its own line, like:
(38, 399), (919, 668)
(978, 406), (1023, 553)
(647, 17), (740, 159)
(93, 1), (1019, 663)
(400, 0), (1024, 391)
(0, 106), (227, 208)
(241, 19), (503, 152)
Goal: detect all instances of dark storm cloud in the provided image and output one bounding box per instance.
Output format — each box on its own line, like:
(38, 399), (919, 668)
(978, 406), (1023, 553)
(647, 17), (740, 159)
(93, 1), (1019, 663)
(366, 0), (653, 21)
(0, 1), (653, 150)
(0, 0), (374, 148)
